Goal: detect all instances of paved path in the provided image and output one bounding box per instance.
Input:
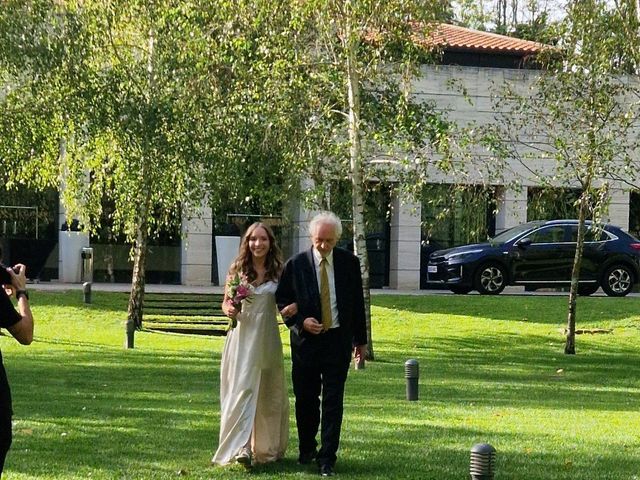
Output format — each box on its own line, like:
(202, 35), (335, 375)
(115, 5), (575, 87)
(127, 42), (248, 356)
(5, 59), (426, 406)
(27, 282), (638, 297)
(28, 281), (224, 295)
(26, 281), (449, 295)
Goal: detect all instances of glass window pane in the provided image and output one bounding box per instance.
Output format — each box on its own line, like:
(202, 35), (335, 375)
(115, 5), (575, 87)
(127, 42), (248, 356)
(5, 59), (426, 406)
(530, 226), (565, 243)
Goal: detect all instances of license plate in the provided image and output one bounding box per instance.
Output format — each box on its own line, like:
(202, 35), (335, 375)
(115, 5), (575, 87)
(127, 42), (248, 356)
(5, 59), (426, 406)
(427, 265), (438, 273)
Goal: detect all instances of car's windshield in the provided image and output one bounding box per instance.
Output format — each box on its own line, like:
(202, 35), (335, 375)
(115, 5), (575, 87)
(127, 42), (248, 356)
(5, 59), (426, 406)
(489, 222), (541, 244)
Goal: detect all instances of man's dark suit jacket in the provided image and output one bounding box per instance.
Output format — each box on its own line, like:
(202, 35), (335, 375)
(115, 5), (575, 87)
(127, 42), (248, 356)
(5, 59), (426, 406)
(276, 247), (367, 363)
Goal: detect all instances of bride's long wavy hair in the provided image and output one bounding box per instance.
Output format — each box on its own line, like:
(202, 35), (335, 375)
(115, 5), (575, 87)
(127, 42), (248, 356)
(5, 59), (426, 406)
(229, 222), (283, 284)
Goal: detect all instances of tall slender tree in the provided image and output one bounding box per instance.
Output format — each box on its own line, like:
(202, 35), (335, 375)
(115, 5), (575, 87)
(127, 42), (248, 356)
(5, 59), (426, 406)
(491, 0), (640, 354)
(285, 1), (454, 359)
(1, 0), (307, 347)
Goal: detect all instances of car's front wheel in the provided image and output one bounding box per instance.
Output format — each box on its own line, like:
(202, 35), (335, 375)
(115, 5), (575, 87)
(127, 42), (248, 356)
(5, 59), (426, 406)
(601, 264), (634, 297)
(474, 263), (507, 295)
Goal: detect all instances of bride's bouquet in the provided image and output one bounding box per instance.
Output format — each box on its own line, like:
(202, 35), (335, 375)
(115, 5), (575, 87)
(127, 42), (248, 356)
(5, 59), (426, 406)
(225, 272), (254, 329)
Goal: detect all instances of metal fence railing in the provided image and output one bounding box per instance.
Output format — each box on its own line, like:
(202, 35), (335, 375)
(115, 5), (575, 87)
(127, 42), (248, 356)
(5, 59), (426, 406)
(0, 205), (39, 239)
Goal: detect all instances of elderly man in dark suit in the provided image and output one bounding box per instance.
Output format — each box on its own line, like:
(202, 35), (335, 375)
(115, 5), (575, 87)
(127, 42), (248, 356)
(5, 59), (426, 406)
(276, 211), (367, 477)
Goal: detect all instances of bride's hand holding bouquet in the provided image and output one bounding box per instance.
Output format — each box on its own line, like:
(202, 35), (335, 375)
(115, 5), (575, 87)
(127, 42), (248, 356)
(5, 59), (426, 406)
(223, 272), (254, 329)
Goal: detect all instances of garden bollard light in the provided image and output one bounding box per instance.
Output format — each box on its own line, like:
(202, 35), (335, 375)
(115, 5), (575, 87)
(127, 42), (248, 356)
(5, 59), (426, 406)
(125, 319), (135, 349)
(404, 359), (419, 401)
(83, 282), (92, 304)
(470, 443), (496, 480)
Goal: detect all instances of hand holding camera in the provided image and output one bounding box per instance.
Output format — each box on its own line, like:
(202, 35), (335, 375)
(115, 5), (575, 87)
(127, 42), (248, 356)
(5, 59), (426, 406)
(0, 263), (27, 295)
(0, 264), (16, 285)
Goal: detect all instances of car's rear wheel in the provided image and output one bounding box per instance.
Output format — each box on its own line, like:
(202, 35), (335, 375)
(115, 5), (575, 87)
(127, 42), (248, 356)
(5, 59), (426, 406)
(601, 264), (634, 297)
(449, 285), (472, 295)
(578, 284), (599, 296)
(474, 263), (506, 295)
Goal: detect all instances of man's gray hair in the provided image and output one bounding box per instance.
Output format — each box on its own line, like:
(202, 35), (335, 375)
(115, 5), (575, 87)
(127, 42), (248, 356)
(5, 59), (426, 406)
(309, 211), (342, 239)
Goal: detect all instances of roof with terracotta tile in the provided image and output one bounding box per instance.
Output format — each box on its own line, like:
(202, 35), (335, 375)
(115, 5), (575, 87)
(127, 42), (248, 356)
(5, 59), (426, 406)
(429, 23), (545, 55)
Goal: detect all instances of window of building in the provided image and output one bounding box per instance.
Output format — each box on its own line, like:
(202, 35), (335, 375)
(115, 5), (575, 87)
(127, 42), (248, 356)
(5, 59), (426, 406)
(0, 188), (58, 281)
(527, 187), (581, 221)
(421, 184), (496, 250)
(90, 198), (181, 284)
(420, 184), (496, 289)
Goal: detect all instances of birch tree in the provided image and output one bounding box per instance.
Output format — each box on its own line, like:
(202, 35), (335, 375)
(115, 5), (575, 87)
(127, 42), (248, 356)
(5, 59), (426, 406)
(492, 0), (640, 354)
(289, 1), (452, 360)
(1, 0), (306, 348)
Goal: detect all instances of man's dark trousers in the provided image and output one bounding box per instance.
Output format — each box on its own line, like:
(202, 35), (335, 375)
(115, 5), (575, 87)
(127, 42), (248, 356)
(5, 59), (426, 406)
(292, 328), (350, 466)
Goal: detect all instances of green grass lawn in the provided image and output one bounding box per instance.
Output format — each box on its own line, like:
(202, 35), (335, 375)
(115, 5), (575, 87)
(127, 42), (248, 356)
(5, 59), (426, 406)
(1, 291), (639, 479)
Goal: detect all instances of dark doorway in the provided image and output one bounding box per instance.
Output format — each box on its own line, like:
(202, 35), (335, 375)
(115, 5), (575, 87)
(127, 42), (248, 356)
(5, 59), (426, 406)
(328, 181), (391, 289)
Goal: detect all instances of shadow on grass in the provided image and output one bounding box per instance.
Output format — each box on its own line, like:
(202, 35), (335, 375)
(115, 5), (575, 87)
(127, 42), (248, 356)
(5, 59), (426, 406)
(31, 290), (128, 314)
(351, 332), (640, 414)
(7, 348), (220, 479)
(337, 421), (640, 480)
(6, 343), (640, 479)
(4, 291), (640, 479)
(373, 294), (640, 325)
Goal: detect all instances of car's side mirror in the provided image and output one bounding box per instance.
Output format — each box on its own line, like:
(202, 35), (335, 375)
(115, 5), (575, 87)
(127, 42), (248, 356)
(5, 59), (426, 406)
(517, 237), (532, 248)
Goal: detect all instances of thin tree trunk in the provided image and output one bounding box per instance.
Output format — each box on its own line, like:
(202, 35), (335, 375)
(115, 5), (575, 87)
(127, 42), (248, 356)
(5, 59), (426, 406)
(634, 0), (640, 74)
(497, 0), (507, 29)
(345, 1), (373, 361)
(125, 27), (155, 349)
(126, 216), (148, 348)
(565, 193), (589, 355)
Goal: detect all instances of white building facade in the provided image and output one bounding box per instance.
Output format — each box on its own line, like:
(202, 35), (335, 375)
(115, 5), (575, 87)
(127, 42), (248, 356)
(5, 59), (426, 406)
(50, 27), (637, 289)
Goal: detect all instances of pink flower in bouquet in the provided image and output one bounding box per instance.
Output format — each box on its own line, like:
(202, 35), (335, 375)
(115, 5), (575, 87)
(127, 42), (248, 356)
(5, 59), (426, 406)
(225, 273), (254, 329)
(233, 283), (252, 305)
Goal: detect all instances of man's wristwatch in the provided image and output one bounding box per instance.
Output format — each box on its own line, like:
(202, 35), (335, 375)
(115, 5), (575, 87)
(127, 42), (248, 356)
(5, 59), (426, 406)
(15, 290), (29, 301)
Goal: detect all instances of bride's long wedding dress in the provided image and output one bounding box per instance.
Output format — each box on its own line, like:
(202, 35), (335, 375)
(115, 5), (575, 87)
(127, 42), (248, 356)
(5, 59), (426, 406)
(212, 281), (289, 465)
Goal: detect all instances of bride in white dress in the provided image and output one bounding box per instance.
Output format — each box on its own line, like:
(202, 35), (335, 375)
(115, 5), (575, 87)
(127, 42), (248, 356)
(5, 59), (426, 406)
(212, 222), (295, 467)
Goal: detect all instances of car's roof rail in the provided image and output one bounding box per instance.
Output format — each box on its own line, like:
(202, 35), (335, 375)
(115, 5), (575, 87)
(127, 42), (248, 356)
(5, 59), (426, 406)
(543, 219), (597, 226)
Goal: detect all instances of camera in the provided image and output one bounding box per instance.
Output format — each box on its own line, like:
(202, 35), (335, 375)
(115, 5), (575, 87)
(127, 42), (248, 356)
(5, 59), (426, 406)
(0, 263), (17, 285)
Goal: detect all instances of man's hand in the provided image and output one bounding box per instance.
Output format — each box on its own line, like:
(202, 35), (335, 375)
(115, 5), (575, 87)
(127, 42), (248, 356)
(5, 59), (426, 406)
(354, 344), (368, 363)
(8, 263), (27, 292)
(280, 302), (298, 318)
(6, 263), (33, 345)
(302, 317), (324, 335)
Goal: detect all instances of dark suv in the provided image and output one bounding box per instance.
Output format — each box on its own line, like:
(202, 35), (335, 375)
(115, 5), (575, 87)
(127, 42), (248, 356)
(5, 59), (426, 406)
(427, 220), (640, 296)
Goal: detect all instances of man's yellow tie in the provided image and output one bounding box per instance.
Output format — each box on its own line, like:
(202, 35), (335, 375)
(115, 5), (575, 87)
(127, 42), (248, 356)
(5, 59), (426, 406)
(320, 257), (332, 331)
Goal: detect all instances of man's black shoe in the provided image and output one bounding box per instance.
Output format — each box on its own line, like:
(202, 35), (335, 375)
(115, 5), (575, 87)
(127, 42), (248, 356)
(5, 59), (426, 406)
(319, 464), (335, 477)
(298, 450), (317, 465)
